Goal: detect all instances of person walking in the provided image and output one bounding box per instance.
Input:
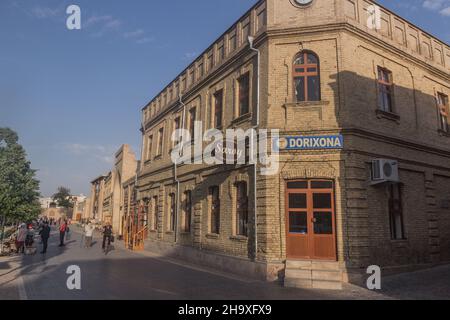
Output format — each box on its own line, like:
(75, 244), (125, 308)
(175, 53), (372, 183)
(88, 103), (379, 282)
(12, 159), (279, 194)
(58, 220), (68, 247)
(15, 224), (27, 254)
(39, 222), (51, 254)
(102, 223), (113, 251)
(84, 221), (95, 248)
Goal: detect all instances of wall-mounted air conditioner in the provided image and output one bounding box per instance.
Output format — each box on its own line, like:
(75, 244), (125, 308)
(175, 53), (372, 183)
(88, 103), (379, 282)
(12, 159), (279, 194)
(370, 159), (399, 185)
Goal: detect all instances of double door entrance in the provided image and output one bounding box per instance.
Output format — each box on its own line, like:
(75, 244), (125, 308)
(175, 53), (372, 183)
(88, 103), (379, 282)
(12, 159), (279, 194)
(285, 180), (337, 260)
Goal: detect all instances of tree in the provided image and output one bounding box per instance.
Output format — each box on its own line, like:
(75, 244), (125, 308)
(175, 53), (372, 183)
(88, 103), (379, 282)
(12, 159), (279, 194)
(52, 186), (73, 209)
(0, 128), (41, 252)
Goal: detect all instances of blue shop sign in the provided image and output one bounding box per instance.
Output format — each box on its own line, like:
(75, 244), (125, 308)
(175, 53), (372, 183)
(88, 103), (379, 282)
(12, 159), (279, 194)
(275, 135), (344, 151)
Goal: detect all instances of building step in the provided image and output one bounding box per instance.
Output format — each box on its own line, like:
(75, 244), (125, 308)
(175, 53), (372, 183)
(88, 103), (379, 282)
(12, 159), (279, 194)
(284, 260), (343, 290)
(312, 270), (342, 282)
(284, 278), (312, 289)
(284, 269), (312, 280)
(312, 280), (343, 290)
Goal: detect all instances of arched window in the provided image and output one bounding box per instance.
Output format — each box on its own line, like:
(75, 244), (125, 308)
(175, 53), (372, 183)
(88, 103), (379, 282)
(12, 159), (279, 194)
(293, 51), (321, 102)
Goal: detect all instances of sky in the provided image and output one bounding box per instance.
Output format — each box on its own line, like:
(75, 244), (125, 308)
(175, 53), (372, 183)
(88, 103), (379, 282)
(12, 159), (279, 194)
(0, 0), (448, 197)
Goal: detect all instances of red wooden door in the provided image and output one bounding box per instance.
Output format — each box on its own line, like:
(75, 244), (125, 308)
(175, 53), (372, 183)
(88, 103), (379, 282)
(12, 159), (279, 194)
(285, 180), (337, 260)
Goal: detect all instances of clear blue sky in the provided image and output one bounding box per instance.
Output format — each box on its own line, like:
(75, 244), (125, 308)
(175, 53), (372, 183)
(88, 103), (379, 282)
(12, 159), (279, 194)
(0, 0), (448, 197)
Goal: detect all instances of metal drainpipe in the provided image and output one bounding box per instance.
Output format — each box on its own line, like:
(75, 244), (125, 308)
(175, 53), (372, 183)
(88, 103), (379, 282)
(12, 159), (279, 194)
(174, 94), (187, 244)
(248, 36), (260, 261)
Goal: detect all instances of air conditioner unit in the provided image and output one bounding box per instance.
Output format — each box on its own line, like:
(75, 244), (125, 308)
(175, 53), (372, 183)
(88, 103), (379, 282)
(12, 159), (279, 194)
(371, 159), (399, 185)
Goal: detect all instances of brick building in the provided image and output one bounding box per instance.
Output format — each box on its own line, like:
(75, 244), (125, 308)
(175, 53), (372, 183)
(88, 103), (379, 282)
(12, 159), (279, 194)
(134, 0), (450, 288)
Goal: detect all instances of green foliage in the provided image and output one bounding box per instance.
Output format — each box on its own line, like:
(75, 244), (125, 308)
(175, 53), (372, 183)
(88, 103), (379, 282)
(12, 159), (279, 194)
(52, 186), (73, 209)
(0, 128), (41, 223)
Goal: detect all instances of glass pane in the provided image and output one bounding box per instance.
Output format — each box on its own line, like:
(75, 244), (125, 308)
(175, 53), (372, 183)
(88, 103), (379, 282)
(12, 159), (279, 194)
(313, 193), (332, 209)
(295, 77), (305, 102)
(287, 181), (308, 189)
(289, 193), (307, 209)
(314, 212), (332, 234)
(295, 68), (305, 73)
(307, 53), (318, 64)
(294, 55), (304, 65)
(307, 67), (317, 72)
(307, 76), (320, 101)
(289, 212), (307, 234)
(311, 181), (333, 189)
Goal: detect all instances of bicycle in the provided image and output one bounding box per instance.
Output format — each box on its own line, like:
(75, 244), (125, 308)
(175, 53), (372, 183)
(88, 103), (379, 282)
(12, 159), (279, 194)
(102, 234), (114, 255)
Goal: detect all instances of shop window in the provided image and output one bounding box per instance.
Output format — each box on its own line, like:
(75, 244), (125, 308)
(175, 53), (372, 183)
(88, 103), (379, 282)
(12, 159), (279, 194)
(153, 196), (158, 231)
(210, 186), (220, 234)
(437, 92), (449, 132)
(184, 191), (192, 232)
(377, 67), (394, 113)
(236, 182), (249, 236)
(168, 193), (176, 232)
(293, 51), (321, 102)
(389, 184), (405, 240)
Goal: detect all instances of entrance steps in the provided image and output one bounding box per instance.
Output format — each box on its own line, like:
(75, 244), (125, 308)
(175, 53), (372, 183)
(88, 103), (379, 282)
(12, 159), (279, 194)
(284, 260), (343, 290)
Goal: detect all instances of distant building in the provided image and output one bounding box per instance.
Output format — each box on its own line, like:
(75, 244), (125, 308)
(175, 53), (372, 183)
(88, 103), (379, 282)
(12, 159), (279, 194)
(88, 144), (138, 234)
(39, 197), (56, 209)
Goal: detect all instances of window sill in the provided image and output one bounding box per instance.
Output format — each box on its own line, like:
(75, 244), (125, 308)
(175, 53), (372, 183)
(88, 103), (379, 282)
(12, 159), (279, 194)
(229, 235), (248, 242)
(165, 231), (175, 235)
(438, 129), (450, 137)
(179, 231), (191, 235)
(206, 233), (220, 239)
(376, 109), (400, 123)
(154, 155), (163, 161)
(283, 101), (330, 108)
(149, 229), (157, 233)
(231, 113), (252, 126)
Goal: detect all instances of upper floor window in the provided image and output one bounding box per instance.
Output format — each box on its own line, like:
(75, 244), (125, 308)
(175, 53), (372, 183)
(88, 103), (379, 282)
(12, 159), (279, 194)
(229, 31), (237, 52)
(173, 117), (181, 147)
(217, 42), (225, 62)
(207, 52), (214, 72)
(189, 107), (197, 140)
(148, 135), (154, 160)
(242, 20), (250, 44)
(213, 90), (223, 128)
(198, 61), (204, 78)
(293, 51), (321, 102)
(157, 128), (164, 156)
(437, 92), (449, 132)
(377, 67), (394, 113)
(238, 73), (250, 116)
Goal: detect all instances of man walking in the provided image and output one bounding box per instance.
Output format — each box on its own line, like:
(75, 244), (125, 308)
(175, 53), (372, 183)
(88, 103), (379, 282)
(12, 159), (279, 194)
(39, 222), (51, 254)
(84, 221), (95, 248)
(58, 220), (68, 247)
(102, 223), (113, 251)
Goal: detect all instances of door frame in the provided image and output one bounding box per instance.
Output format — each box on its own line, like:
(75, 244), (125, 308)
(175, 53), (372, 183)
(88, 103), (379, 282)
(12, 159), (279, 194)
(285, 179), (337, 261)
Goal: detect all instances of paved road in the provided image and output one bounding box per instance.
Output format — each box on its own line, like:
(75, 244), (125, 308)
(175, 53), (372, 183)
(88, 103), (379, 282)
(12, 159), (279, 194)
(0, 226), (449, 300)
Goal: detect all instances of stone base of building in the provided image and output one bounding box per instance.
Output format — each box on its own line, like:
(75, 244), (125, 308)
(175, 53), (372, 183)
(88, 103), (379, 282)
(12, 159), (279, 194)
(342, 261), (450, 287)
(143, 240), (285, 282)
(142, 240), (450, 288)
